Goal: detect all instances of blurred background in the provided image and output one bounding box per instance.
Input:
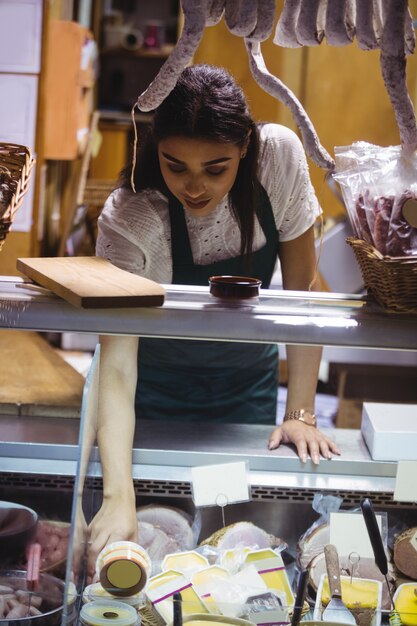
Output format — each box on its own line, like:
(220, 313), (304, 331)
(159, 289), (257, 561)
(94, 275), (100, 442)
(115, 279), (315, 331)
(1, 0), (417, 275)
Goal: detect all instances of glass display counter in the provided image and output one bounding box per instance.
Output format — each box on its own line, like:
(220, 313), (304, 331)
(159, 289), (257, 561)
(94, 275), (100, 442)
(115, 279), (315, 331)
(0, 277), (416, 624)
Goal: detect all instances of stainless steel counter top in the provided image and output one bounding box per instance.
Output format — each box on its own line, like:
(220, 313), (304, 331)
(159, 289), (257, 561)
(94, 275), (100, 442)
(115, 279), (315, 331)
(1, 278), (417, 350)
(0, 416), (397, 494)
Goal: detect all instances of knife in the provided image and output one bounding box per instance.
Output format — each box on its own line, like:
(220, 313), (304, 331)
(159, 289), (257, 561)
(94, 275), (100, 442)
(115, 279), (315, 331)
(360, 498), (395, 609)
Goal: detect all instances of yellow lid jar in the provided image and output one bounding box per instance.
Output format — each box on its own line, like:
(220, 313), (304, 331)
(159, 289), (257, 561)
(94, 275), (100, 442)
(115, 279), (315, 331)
(96, 541), (151, 597)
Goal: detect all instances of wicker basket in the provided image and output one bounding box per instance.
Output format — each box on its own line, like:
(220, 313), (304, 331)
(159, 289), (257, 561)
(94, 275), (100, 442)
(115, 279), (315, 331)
(346, 237), (417, 314)
(0, 143), (35, 252)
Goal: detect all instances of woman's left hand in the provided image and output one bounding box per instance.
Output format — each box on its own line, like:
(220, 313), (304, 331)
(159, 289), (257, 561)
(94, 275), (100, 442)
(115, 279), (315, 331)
(268, 421), (341, 464)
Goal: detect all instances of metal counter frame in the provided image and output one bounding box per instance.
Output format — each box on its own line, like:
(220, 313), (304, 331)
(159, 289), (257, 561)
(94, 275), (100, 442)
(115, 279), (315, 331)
(1, 278), (417, 350)
(0, 416), (404, 498)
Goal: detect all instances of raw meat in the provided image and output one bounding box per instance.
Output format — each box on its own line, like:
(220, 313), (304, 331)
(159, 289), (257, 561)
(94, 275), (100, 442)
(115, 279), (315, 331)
(200, 521), (283, 550)
(137, 505), (195, 550)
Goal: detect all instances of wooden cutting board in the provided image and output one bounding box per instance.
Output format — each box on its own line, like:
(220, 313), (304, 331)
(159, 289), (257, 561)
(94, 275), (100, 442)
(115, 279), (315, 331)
(16, 256), (165, 308)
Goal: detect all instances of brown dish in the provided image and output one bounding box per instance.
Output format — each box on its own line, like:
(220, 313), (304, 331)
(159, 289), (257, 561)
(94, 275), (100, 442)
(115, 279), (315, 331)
(209, 275), (262, 299)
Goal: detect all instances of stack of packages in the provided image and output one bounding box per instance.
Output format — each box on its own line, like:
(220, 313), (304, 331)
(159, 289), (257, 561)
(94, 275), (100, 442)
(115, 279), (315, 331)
(333, 142), (417, 258)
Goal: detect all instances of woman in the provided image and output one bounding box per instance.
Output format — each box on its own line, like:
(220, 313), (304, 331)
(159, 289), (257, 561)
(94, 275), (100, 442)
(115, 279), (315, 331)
(89, 64), (340, 572)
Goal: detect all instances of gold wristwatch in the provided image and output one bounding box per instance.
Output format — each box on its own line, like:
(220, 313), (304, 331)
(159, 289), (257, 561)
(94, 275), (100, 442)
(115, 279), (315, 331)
(283, 409), (317, 427)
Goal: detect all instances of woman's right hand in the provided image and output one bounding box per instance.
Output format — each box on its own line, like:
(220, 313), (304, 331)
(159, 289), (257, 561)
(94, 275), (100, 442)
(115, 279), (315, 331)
(86, 489), (138, 583)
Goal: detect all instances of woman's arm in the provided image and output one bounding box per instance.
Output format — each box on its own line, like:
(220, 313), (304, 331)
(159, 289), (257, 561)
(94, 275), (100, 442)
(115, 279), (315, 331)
(268, 225), (341, 463)
(87, 334), (139, 578)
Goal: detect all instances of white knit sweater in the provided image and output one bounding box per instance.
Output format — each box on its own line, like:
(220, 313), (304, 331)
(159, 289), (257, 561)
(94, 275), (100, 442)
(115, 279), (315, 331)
(96, 123), (320, 283)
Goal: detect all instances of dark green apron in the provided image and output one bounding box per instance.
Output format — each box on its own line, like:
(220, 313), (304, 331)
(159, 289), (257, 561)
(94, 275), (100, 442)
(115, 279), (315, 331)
(135, 185), (279, 424)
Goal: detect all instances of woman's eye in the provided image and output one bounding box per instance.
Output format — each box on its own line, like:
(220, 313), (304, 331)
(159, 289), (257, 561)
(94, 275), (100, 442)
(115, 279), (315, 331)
(206, 167), (226, 176)
(168, 164), (186, 173)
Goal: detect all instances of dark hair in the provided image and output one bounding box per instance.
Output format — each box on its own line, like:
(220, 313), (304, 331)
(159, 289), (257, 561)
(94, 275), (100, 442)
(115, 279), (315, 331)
(121, 64), (261, 257)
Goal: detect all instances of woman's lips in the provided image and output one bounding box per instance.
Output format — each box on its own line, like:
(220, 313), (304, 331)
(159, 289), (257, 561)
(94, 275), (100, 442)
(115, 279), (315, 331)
(184, 197), (210, 209)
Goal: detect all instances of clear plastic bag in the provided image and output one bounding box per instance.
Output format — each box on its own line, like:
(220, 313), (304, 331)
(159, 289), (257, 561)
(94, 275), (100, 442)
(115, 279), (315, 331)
(333, 142), (417, 257)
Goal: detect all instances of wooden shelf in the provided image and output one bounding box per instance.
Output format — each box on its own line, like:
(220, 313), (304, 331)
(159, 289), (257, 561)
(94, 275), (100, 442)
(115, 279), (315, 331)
(100, 44), (174, 59)
(42, 20), (96, 160)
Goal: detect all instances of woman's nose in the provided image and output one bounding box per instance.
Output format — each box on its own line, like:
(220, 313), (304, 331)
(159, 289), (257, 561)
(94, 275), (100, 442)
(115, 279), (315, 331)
(184, 175), (206, 197)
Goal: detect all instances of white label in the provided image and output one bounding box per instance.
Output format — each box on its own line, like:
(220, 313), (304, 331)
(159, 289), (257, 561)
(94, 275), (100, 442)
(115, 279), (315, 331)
(191, 461), (250, 508)
(394, 461), (417, 503)
(330, 511), (383, 559)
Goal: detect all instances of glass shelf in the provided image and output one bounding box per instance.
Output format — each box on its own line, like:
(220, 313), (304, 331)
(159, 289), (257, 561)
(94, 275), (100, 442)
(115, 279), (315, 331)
(1, 279), (417, 350)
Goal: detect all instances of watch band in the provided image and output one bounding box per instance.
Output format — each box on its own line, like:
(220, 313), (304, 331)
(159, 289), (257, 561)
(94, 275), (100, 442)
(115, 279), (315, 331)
(283, 409), (317, 427)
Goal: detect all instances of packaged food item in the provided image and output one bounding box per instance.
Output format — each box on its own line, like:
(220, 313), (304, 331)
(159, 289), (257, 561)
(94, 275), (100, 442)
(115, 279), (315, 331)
(245, 590), (288, 626)
(191, 565), (230, 613)
(79, 599), (139, 625)
(393, 582), (417, 626)
(162, 551), (210, 579)
(333, 142), (417, 257)
(243, 549), (294, 608)
(96, 541), (151, 597)
(83, 582), (143, 608)
(296, 493), (342, 570)
(146, 569), (208, 624)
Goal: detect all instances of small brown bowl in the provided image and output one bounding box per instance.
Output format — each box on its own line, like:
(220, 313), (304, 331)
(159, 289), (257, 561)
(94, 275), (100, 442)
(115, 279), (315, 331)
(209, 275), (262, 299)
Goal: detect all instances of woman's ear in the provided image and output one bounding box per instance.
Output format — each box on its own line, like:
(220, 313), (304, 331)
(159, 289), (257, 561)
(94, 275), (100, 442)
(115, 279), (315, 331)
(240, 130), (252, 159)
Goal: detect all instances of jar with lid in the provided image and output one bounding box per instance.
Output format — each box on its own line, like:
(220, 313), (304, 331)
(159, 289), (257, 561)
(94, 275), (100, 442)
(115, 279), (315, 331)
(96, 541), (151, 597)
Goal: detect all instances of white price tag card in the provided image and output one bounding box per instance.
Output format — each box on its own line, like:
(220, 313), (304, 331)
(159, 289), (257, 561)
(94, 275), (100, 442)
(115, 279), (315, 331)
(330, 511), (382, 558)
(191, 461), (250, 508)
(394, 461), (417, 503)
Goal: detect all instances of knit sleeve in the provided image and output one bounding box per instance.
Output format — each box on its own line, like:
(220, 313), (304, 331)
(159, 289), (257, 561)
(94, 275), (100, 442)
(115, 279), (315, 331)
(96, 187), (172, 283)
(258, 124), (321, 242)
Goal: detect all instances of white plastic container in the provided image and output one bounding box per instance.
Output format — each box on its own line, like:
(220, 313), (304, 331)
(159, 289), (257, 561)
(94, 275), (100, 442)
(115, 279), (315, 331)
(80, 599), (140, 625)
(313, 574), (382, 626)
(393, 582), (417, 626)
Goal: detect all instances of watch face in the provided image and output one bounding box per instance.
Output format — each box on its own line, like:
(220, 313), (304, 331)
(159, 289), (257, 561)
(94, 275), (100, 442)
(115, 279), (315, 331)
(300, 415), (316, 426)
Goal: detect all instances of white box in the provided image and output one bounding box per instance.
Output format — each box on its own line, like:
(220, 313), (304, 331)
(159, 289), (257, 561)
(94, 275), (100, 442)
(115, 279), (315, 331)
(361, 402), (417, 461)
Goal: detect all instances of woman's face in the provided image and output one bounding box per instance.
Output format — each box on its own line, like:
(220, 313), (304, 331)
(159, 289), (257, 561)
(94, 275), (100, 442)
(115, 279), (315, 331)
(158, 136), (242, 217)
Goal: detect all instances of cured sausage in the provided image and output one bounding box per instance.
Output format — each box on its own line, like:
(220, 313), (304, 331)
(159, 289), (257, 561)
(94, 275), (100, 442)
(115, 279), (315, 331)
(355, 0), (379, 50)
(274, 0), (301, 48)
(296, 0), (323, 46)
(324, 0), (355, 46)
(245, 40), (335, 170)
(224, 0), (258, 37)
(206, 0), (225, 26)
(249, 0), (276, 42)
(380, 0), (417, 154)
(136, 0), (207, 112)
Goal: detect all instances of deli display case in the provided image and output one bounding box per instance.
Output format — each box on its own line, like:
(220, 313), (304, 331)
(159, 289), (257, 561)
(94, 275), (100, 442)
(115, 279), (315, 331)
(0, 277), (416, 625)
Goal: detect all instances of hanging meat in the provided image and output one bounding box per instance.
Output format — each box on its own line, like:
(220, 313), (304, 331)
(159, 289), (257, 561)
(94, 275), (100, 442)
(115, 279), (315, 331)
(133, 0), (417, 170)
